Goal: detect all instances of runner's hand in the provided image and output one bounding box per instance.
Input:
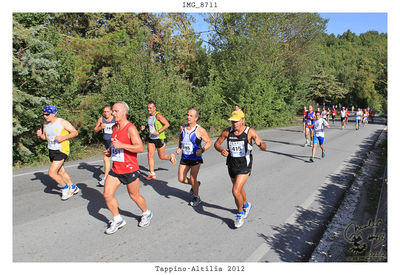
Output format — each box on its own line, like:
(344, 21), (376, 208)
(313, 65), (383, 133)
(112, 139), (124, 149)
(104, 148), (111, 157)
(36, 129), (42, 137)
(176, 148), (181, 155)
(221, 148), (229, 157)
(55, 136), (65, 143)
(140, 125), (145, 131)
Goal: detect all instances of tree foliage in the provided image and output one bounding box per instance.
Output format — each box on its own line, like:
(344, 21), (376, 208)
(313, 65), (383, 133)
(12, 13), (387, 165)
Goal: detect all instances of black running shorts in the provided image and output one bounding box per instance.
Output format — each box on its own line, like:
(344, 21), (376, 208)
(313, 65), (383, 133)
(180, 158), (203, 166)
(148, 138), (167, 149)
(227, 167), (251, 179)
(109, 170), (140, 185)
(48, 150), (68, 162)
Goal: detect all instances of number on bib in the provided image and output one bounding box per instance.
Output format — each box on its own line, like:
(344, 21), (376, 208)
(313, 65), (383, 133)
(111, 147), (125, 162)
(229, 141), (245, 157)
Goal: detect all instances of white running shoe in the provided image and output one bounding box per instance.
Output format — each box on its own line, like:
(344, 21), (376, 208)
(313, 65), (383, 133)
(61, 186), (70, 200)
(243, 202), (252, 219)
(139, 210), (153, 227)
(105, 219), (126, 234)
(98, 177), (105, 186)
(62, 185), (80, 200)
(234, 213), (244, 228)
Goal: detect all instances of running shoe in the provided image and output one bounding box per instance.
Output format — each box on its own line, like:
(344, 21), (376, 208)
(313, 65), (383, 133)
(105, 218), (126, 234)
(243, 202), (253, 219)
(98, 177), (105, 186)
(234, 212), (244, 228)
(61, 185), (80, 200)
(309, 157), (314, 162)
(145, 173), (156, 180)
(139, 210), (153, 227)
(308, 142), (313, 147)
(61, 185), (70, 200)
(170, 153), (176, 165)
(189, 181), (201, 195)
(189, 196), (201, 207)
(304, 142), (308, 147)
(322, 150), (326, 158)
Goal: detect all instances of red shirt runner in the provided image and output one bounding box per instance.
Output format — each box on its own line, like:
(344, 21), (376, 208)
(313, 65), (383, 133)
(111, 122), (140, 174)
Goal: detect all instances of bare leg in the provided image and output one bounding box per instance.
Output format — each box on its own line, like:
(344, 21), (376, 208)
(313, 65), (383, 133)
(103, 175), (121, 217)
(231, 173), (250, 213)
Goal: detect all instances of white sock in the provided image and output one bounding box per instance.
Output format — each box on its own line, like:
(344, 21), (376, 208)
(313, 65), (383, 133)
(142, 210), (151, 216)
(113, 214), (122, 222)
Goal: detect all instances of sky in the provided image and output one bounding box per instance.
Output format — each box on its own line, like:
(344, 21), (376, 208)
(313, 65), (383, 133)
(190, 13), (387, 46)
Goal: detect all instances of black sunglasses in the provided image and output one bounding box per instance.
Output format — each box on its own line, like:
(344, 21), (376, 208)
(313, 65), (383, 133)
(43, 113), (51, 116)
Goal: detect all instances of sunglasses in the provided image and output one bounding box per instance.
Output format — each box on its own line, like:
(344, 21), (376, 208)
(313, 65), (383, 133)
(43, 113), (51, 116)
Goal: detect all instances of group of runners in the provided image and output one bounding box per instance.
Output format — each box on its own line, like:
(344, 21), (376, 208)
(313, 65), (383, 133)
(302, 104), (373, 162)
(36, 101), (266, 234)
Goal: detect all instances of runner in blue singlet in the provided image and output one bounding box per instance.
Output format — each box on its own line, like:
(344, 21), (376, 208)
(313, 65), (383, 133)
(94, 105), (115, 186)
(176, 108), (212, 207)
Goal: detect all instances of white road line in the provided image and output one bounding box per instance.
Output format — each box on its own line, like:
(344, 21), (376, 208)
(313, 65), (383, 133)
(12, 147), (178, 178)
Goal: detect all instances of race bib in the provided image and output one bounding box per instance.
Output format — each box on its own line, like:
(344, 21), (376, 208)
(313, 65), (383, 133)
(104, 123), (114, 134)
(182, 142), (194, 155)
(111, 147), (124, 162)
(229, 141), (245, 157)
(48, 136), (60, 150)
(306, 120), (312, 125)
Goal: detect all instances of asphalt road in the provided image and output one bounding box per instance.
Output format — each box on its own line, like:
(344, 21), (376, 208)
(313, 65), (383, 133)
(13, 116), (387, 262)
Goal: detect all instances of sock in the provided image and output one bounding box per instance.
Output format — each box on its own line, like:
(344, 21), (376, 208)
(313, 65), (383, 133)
(113, 214), (122, 222)
(70, 184), (76, 189)
(142, 210), (151, 216)
(243, 202), (249, 208)
(61, 185), (69, 189)
(238, 211), (244, 215)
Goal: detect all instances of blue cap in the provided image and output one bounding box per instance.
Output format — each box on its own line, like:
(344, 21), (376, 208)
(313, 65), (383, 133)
(43, 105), (58, 114)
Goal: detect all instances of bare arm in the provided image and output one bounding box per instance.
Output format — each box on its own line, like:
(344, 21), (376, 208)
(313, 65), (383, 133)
(195, 126), (213, 156)
(214, 128), (230, 157)
(154, 113), (170, 135)
(36, 124), (46, 140)
(112, 125), (144, 153)
(56, 119), (78, 143)
(94, 117), (104, 133)
(249, 128), (266, 151)
(176, 125), (183, 154)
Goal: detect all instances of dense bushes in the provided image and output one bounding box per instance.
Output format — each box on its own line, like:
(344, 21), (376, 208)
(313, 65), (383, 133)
(12, 13), (387, 166)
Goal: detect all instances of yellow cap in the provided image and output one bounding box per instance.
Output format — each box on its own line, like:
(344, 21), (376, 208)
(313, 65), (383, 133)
(228, 110), (245, 121)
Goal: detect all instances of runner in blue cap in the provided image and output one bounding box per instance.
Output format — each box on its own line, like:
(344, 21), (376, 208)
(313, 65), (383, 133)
(36, 105), (80, 200)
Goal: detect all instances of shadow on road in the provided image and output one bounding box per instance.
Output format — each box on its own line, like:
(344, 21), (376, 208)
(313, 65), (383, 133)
(264, 139), (304, 148)
(193, 201), (237, 229)
(258, 128), (384, 262)
(77, 183), (141, 225)
(77, 162), (104, 182)
(31, 172), (60, 196)
(138, 166), (237, 228)
(266, 150), (311, 163)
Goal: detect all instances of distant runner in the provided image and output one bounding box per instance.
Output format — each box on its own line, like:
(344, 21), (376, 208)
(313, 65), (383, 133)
(140, 101), (176, 180)
(302, 106), (308, 133)
(94, 105), (115, 186)
(340, 107), (346, 130)
(103, 101), (153, 234)
(310, 111), (330, 162)
(331, 108), (337, 124)
(176, 108), (213, 207)
(304, 105), (315, 147)
(214, 110), (267, 228)
(355, 107), (363, 130)
(36, 105), (79, 200)
(362, 109), (369, 126)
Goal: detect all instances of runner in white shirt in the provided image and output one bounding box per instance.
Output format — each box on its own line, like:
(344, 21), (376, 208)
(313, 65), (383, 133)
(355, 107), (363, 130)
(310, 111), (330, 162)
